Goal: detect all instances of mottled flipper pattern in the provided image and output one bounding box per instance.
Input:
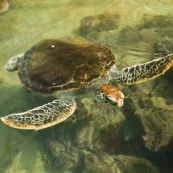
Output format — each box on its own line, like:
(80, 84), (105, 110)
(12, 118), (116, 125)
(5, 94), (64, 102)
(1, 99), (76, 130)
(114, 54), (173, 85)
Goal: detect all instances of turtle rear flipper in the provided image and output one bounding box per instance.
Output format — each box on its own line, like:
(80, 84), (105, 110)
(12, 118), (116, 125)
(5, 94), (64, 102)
(4, 54), (24, 72)
(1, 99), (76, 130)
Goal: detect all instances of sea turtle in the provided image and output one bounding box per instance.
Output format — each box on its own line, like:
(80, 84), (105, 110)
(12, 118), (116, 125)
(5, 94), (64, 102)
(1, 37), (173, 130)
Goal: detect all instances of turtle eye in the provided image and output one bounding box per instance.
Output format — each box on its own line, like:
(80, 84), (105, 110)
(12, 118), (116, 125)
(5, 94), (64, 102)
(106, 96), (116, 103)
(105, 96), (118, 106)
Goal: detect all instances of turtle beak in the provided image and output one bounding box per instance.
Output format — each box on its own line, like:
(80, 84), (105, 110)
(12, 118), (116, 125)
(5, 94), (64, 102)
(116, 100), (124, 107)
(106, 95), (124, 107)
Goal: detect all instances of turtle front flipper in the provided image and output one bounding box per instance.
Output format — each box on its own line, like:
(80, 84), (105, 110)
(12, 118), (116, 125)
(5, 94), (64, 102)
(113, 53), (173, 85)
(1, 99), (76, 130)
(4, 54), (24, 72)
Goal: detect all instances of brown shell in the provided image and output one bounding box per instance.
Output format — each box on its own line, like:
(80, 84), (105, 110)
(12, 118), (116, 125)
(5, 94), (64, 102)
(18, 37), (115, 93)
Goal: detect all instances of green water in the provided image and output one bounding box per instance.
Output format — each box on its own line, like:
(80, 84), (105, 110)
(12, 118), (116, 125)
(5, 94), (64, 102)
(0, 0), (173, 173)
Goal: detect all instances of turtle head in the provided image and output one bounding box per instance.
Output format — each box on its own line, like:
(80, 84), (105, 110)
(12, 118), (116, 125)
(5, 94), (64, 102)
(95, 84), (124, 107)
(4, 54), (24, 72)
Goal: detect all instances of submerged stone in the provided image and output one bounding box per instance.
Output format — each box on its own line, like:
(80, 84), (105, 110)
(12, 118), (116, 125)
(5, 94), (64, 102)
(83, 153), (158, 173)
(136, 100), (173, 152)
(79, 13), (120, 36)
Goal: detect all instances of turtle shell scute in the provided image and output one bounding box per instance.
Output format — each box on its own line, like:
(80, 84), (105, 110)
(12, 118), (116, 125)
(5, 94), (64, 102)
(18, 37), (115, 93)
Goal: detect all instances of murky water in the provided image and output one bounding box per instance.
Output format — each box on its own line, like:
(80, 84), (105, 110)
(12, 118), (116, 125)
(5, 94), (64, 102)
(0, 0), (173, 173)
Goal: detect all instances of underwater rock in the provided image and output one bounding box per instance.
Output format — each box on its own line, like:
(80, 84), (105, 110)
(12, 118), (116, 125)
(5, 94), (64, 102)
(152, 37), (173, 57)
(139, 14), (173, 55)
(114, 155), (158, 173)
(43, 76), (173, 172)
(44, 98), (125, 172)
(46, 139), (159, 173)
(83, 152), (158, 173)
(140, 14), (173, 32)
(140, 29), (159, 44)
(120, 70), (173, 153)
(79, 13), (173, 50)
(117, 26), (141, 45)
(125, 80), (173, 153)
(135, 98), (173, 153)
(82, 151), (120, 173)
(93, 31), (119, 47)
(46, 140), (81, 172)
(117, 26), (159, 45)
(77, 98), (125, 151)
(0, 0), (9, 12)
(79, 13), (120, 40)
